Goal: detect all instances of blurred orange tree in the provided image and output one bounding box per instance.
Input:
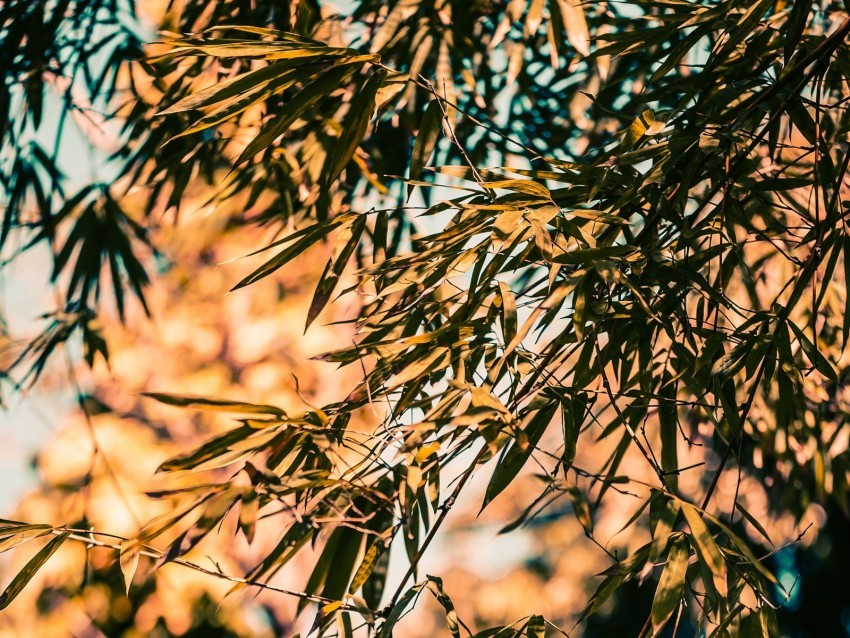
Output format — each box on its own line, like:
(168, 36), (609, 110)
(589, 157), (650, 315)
(3, 0), (850, 636)
(0, 200), (351, 637)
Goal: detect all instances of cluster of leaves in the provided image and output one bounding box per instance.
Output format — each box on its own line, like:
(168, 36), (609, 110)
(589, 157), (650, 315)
(4, 0), (850, 636)
(0, 209), (367, 637)
(1, 0), (326, 386)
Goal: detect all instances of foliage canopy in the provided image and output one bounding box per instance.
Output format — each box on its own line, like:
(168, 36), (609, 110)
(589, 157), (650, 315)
(3, 0), (850, 635)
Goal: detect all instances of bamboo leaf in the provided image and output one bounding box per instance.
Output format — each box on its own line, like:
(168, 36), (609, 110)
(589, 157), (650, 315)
(681, 503), (727, 598)
(321, 69), (386, 188)
(481, 402), (558, 510)
(157, 426), (256, 472)
(408, 99), (443, 198)
(349, 543), (382, 595)
(735, 502), (773, 547)
(0, 532), (70, 610)
(119, 539), (141, 595)
(650, 534), (689, 634)
(378, 583), (422, 637)
(425, 576), (461, 638)
(239, 490), (260, 544)
(526, 615), (545, 638)
(234, 63), (360, 166)
(306, 214), (367, 329)
(0, 525), (52, 553)
(143, 392), (286, 417)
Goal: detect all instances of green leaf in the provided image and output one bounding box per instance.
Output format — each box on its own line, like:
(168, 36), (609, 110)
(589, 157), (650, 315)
(648, 496), (680, 566)
(650, 534), (689, 634)
(302, 527), (364, 613)
(561, 394), (584, 471)
(0, 525), (53, 553)
(552, 245), (637, 265)
(234, 64), (360, 166)
(321, 69), (386, 188)
(482, 179), (551, 199)
(622, 110), (654, 150)
(338, 612), (355, 638)
(159, 61), (300, 116)
(163, 488), (240, 563)
(232, 216), (350, 290)
(735, 502), (773, 547)
(169, 67), (306, 140)
(481, 402), (558, 510)
(658, 381), (679, 491)
(244, 521), (314, 584)
(844, 236), (850, 347)
(681, 503), (727, 598)
(787, 320), (838, 381)
(378, 583), (422, 638)
(239, 490), (260, 544)
(157, 425), (256, 472)
(408, 99), (443, 198)
(363, 545), (391, 610)
(425, 576), (461, 638)
(567, 485), (593, 531)
(498, 282), (518, 346)
(526, 615), (545, 638)
(740, 611), (769, 638)
(306, 214), (367, 329)
(579, 574), (625, 622)
(699, 508), (779, 588)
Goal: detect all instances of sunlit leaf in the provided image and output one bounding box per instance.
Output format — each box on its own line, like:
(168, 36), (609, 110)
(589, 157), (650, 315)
(0, 532), (70, 610)
(650, 534), (689, 633)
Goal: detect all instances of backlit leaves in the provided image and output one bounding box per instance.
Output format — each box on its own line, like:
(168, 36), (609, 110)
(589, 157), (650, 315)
(143, 392), (287, 417)
(0, 532), (70, 610)
(650, 534), (689, 634)
(408, 99), (444, 195)
(3, 0), (850, 636)
(681, 503), (728, 600)
(482, 400), (558, 510)
(119, 540), (141, 596)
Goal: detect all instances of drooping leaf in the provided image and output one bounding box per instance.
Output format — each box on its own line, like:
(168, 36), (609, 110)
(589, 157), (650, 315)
(425, 576), (461, 638)
(408, 99), (443, 197)
(681, 503), (727, 599)
(321, 69), (386, 188)
(0, 532), (70, 610)
(650, 534), (689, 634)
(481, 401), (558, 510)
(119, 539), (141, 595)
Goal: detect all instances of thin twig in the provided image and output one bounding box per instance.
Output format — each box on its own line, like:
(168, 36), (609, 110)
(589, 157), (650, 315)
(52, 527), (366, 611)
(386, 446), (486, 610)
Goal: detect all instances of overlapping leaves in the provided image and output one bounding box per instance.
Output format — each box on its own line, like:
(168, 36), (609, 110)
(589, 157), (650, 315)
(4, 1), (850, 637)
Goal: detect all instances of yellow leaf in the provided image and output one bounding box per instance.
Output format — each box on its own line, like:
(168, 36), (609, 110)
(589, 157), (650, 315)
(557, 0), (590, 57)
(119, 539), (141, 596)
(681, 503), (727, 599)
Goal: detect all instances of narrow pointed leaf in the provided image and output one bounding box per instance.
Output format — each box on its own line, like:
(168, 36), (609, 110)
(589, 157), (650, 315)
(0, 532), (70, 610)
(651, 534), (689, 633)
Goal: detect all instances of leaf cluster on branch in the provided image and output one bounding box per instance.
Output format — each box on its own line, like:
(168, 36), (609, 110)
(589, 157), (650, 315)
(3, 0), (850, 636)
